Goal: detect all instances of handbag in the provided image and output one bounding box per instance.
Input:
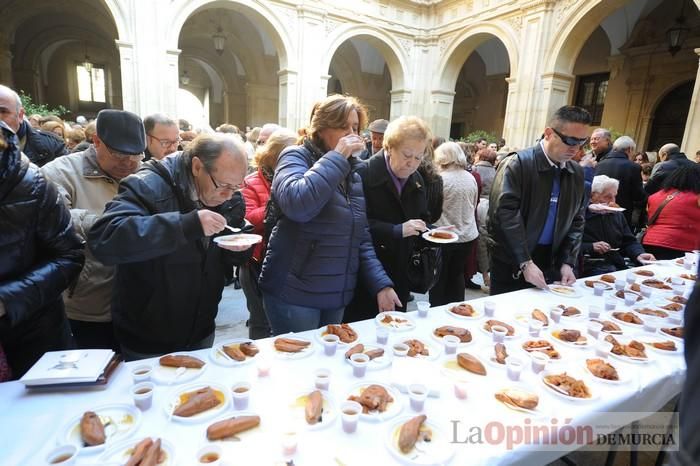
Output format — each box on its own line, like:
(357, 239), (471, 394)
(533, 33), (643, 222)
(407, 238), (443, 294)
(636, 190), (680, 243)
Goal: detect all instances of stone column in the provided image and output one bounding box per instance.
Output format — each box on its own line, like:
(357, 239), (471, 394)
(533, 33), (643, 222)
(163, 49), (181, 119)
(278, 68), (298, 130)
(681, 48), (700, 154)
(115, 40), (138, 113)
(389, 89), (412, 120)
(429, 89), (456, 139)
(246, 83), (278, 127)
(0, 39), (13, 87)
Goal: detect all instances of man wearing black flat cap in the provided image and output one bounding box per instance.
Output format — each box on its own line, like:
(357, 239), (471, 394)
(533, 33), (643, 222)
(42, 109), (146, 350)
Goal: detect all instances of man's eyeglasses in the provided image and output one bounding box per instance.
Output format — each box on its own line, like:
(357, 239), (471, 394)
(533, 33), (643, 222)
(106, 146), (144, 162)
(148, 134), (181, 149)
(551, 127), (589, 147)
(207, 170), (240, 192)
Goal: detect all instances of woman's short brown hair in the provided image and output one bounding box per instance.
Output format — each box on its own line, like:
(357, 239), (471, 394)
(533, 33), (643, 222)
(383, 116), (432, 152)
(254, 128), (297, 171)
(41, 121), (65, 139)
(476, 148), (497, 165)
(305, 94), (368, 151)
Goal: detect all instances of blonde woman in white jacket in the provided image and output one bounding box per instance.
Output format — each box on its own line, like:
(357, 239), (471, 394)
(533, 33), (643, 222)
(429, 141), (479, 306)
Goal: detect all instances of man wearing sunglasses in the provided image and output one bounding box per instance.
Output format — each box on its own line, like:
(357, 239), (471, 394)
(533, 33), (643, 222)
(487, 105), (590, 295)
(88, 133), (252, 360)
(42, 109), (146, 351)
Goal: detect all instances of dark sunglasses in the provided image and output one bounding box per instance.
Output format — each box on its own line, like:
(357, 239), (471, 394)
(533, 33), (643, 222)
(551, 127), (589, 147)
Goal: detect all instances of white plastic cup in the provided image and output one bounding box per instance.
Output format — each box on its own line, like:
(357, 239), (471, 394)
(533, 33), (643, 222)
(314, 368), (331, 391)
(349, 353), (369, 377)
(408, 383), (428, 412)
(416, 301), (430, 318)
(196, 444), (222, 466)
(483, 301), (496, 317)
(442, 335), (460, 355)
(624, 292), (638, 306)
(530, 352), (550, 374)
(672, 284), (686, 296)
(528, 319), (544, 337)
(322, 334), (340, 356)
(131, 364), (152, 383)
(256, 357), (271, 378)
(132, 382), (154, 411)
(593, 282), (606, 296)
(454, 382), (468, 400)
(281, 431), (298, 458)
(669, 314), (683, 326)
(45, 445), (78, 465)
(596, 341), (614, 359)
(614, 279), (625, 291)
(639, 284), (653, 299)
(505, 356), (524, 382)
(685, 252), (695, 264)
(376, 327), (389, 345)
(588, 321), (604, 339)
(491, 325), (508, 343)
(232, 382), (251, 410)
(341, 400), (362, 434)
(671, 276), (684, 286)
(643, 317), (659, 333)
(550, 307), (563, 324)
(589, 305), (602, 319)
(392, 343), (409, 357)
(604, 297), (617, 311)
(626, 272), (636, 284)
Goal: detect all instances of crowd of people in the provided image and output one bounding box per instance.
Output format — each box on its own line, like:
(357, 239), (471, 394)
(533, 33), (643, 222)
(1, 82), (699, 383)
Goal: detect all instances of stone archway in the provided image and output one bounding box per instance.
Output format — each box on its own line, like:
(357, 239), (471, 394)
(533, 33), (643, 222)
(169, 0), (296, 129)
(322, 26), (409, 121)
(432, 23), (519, 140)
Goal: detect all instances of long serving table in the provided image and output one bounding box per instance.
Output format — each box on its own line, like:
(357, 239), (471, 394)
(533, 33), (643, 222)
(0, 261), (690, 466)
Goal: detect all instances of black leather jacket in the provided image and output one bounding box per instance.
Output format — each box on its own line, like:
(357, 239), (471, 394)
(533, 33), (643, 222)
(487, 144), (586, 270)
(0, 123), (84, 375)
(88, 153), (252, 354)
(20, 121), (68, 167)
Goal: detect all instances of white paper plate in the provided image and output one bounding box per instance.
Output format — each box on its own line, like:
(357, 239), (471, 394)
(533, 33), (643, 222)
(633, 269), (657, 277)
(492, 385), (547, 416)
(430, 326), (475, 347)
(396, 338), (441, 361)
(608, 311), (645, 329)
(385, 416), (456, 466)
(612, 290), (645, 305)
(421, 229), (458, 244)
(315, 324), (360, 346)
(639, 335), (684, 356)
(165, 382), (230, 423)
(590, 203), (625, 212)
(579, 279), (614, 292)
(519, 340), (563, 361)
(376, 312), (416, 332)
(441, 353), (490, 380)
(99, 437), (176, 466)
(541, 371), (598, 402)
(345, 382), (403, 422)
(152, 352), (207, 385)
(583, 359), (629, 385)
(204, 411), (263, 443)
(288, 391), (337, 430)
(550, 329), (590, 348)
(343, 342), (392, 370)
(213, 233), (262, 248)
(514, 311), (551, 329)
(272, 335), (316, 360)
(480, 320), (519, 340)
(60, 403), (142, 454)
(657, 327), (684, 342)
(444, 303), (483, 320)
(547, 285), (581, 298)
(209, 339), (258, 367)
(484, 344), (513, 369)
(605, 336), (654, 364)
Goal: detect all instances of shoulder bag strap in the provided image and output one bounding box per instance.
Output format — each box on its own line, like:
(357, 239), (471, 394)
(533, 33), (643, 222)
(147, 159), (191, 214)
(647, 190), (680, 226)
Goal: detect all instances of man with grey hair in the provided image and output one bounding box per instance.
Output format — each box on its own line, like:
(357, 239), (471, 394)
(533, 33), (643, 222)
(595, 135), (646, 228)
(143, 113), (180, 161)
(88, 133), (254, 360)
(256, 123), (281, 147)
(589, 128), (612, 162)
(582, 174), (655, 275)
(645, 143), (694, 195)
(0, 84), (67, 166)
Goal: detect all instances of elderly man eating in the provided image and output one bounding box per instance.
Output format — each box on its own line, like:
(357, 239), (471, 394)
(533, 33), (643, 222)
(581, 175), (655, 276)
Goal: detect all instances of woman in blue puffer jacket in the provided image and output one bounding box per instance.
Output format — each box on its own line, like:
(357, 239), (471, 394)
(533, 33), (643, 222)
(258, 95), (401, 335)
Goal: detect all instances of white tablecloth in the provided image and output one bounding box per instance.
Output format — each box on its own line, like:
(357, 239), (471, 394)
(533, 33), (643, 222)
(0, 262), (688, 466)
